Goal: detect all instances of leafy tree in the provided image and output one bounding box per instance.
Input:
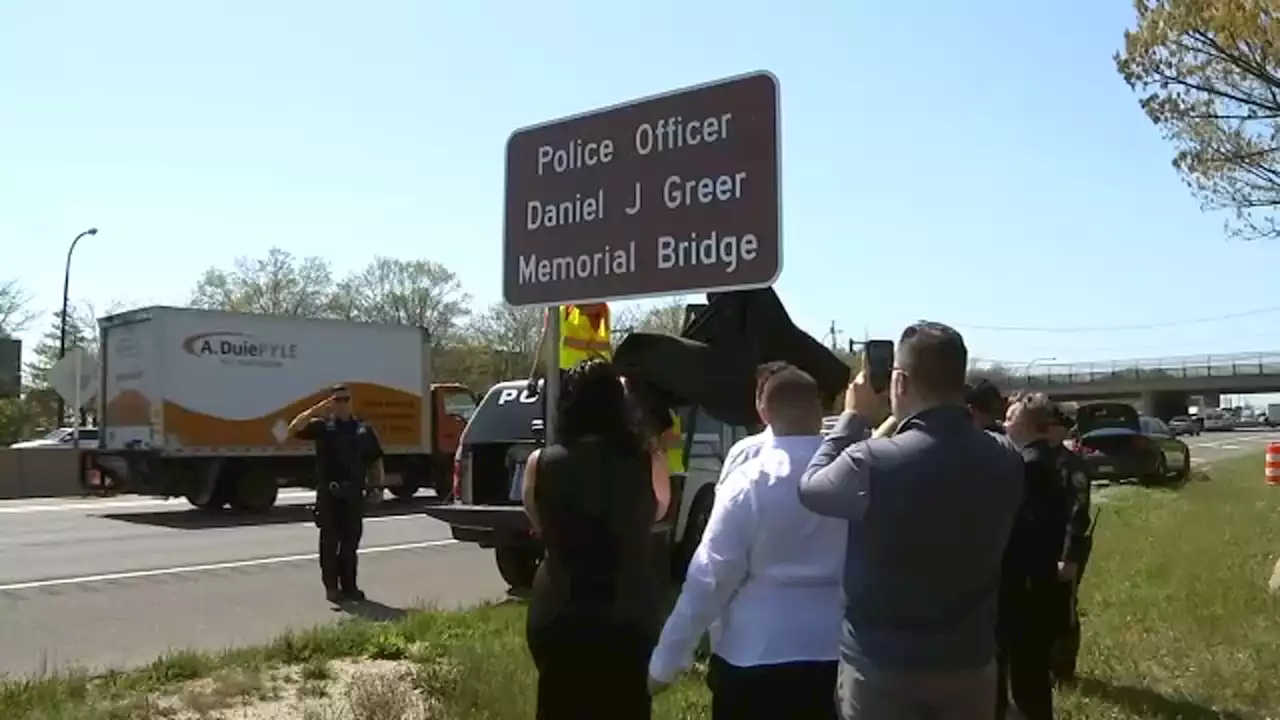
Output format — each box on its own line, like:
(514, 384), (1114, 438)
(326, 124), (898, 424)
(190, 247), (337, 316)
(610, 304), (644, 350)
(1117, 0), (1280, 239)
(25, 308), (93, 389)
(22, 302), (111, 427)
(637, 297), (692, 336)
(0, 278), (35, 338)
(338, 257), (472, 345)
(472, 302), (543, 362)
(188, 250), (496, 389)
(0, 278), (36, 438)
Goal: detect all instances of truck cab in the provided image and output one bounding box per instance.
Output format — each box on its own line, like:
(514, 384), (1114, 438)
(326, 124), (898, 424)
(423, 379), (752, 590)
(383, 382), (477, 499)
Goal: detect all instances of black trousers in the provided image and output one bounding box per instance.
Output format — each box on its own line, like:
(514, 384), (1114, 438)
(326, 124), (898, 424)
(316, 494), (364, 592)
(526, 616), (655, 720)
(1050, 577), (1082, 683)
(707, 654), (839, 720)
(997, 580), (1065, 720)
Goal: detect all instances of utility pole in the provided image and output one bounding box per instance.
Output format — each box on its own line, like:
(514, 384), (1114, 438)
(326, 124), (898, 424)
(826, 320), (840, 351)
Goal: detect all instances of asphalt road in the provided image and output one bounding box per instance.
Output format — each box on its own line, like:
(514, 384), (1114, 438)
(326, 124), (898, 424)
(0, 491), (506, 679)
(0, 429), (1275, 680)
(1180, 426), (1280, 467)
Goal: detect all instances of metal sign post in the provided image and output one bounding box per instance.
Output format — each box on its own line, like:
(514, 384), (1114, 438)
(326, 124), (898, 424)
(544, 306), (561, 445)
(72, 348), (82, 449)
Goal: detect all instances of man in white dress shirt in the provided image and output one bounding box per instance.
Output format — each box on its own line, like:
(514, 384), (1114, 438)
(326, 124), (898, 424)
(649, 365), (845, 719)
(717, 361), (788, 484)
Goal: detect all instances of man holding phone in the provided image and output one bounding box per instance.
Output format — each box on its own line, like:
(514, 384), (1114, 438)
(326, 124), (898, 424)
(799, 322), (1024, 720)
(288, 384), (385, 603)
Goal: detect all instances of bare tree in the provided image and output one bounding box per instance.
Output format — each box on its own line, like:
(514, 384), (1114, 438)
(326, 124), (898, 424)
(0, 278), (35, 338)
(340, 257), (471, 345)
(472, 302), (544, 356)
(189, 247), (336, 316)
(636, 296), (691, 336)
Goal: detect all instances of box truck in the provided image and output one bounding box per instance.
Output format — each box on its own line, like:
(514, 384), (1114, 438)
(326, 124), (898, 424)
(83, 306), (477, 511)
(1267, 403), (1280, 427)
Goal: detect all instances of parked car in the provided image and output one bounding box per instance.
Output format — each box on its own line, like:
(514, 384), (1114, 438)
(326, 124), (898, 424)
(1203, 412), (1235, 431)
(1168, 415), (1202, 436)
(8, 427), (99, 449)
(1070, 403), (1190, 485)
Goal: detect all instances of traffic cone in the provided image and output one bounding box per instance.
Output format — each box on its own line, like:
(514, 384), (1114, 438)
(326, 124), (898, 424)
(1266, 443), (1280, 486)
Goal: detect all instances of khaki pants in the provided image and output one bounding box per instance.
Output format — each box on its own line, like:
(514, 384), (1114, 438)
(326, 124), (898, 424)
(837, 660), (996, 720)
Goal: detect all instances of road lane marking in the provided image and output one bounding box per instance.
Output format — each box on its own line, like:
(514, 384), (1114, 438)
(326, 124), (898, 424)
(0, 539), (460, 592)
(0, 493), (314, 515)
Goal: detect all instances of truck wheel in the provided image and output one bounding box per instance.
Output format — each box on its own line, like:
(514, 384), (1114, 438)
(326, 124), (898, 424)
(672, 488), (714, 582)
(185, 466), (228, 511)
(430, 456), (454, 500)
(390, 480), (419, 500)
(495, 546), (541, 592)
(229, 471), (279, 513)
(433, 474), (453, 501)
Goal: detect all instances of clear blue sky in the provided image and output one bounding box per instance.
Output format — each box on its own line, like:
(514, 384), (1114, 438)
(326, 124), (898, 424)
(3, 0), (1277, 375)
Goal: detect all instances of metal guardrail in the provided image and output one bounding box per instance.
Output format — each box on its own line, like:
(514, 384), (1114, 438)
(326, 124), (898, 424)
(971, 352), (1280, 387)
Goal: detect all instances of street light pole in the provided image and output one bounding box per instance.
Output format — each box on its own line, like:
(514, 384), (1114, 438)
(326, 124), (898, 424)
(1024, 357), (1058, 380)
(57, 227), (98, 424)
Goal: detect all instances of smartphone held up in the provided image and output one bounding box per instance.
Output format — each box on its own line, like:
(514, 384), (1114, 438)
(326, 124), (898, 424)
(863, 340), (895, 395)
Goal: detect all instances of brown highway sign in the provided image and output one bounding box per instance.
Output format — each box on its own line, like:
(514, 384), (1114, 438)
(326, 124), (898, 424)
(503, 71), (781, 308)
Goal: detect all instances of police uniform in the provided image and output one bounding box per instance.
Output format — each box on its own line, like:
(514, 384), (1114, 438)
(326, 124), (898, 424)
(1052, 415), (1093, 683)
(297, 415), (384, 601)
(998, 439), (1071, 720)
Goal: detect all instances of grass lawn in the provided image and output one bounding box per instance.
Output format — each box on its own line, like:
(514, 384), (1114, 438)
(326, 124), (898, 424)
(2, 452), (1279, 719)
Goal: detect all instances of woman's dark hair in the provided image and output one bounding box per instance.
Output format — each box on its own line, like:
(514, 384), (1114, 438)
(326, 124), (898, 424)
(556, 359), (648, 456)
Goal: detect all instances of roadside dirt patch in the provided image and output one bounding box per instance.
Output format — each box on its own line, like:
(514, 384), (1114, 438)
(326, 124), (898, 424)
(153, 658), (440, 720)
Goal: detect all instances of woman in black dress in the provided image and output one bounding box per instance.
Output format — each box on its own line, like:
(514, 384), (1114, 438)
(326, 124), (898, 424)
(521, 359), (672, 719)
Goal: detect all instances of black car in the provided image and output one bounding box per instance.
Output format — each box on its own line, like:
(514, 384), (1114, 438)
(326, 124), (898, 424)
(1072, 402), (1191, 485)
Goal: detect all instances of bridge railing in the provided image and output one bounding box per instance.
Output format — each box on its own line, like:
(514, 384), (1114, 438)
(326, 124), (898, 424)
(970, 352), (1280, 387)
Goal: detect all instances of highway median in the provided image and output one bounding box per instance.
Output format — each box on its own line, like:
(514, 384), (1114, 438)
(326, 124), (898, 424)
(2, 453), (1278, 719)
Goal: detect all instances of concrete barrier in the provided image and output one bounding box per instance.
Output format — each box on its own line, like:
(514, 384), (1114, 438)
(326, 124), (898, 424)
(0, 449), (88, 500)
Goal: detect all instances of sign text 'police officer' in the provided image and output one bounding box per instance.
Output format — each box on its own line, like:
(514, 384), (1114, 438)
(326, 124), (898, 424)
(503, 71), (781, 307)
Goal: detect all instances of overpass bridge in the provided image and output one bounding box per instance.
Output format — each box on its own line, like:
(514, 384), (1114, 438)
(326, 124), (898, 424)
(971, 351), (1280, 414)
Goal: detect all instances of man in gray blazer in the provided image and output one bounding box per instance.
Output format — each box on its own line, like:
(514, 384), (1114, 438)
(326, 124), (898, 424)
(799, 321), (1025, 719)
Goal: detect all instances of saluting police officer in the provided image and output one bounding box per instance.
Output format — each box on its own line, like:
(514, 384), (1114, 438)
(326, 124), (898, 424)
(1047, 406), (1093, 684)
(288, 384), (385, 604)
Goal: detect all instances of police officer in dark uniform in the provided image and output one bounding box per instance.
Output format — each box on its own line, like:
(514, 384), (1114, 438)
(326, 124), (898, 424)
(1047, 406), (1093, 684)
(966, 379), (1008, 433)
(288, 384), (385, 604)
(998, 391), (1072, 720)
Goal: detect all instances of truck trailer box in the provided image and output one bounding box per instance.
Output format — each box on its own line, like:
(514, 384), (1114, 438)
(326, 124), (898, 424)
(98, 306), (432, 457)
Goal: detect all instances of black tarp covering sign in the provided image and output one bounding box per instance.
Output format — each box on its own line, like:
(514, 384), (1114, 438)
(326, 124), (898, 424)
(614, 289), (850, 428)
